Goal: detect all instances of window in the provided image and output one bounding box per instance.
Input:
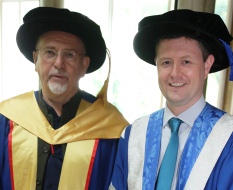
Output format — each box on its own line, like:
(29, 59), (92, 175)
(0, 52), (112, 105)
(0, 0), (39, 101)
(65, 0), (173, 122)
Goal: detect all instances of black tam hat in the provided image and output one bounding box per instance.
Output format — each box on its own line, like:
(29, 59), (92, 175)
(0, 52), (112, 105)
(16, 7), (106, 73)
(133, 9), (233, 73)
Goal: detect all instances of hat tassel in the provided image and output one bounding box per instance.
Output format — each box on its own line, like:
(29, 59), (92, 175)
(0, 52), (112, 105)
(220, 39), (233, 81)
(97, 48), (111, 107)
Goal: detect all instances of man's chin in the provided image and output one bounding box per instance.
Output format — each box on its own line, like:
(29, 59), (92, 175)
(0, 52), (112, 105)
(48, 82), (68, 95)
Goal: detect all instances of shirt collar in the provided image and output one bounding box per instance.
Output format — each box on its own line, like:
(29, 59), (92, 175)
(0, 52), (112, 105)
(37, 89), (82, 126)
(163, 95), (206, 127)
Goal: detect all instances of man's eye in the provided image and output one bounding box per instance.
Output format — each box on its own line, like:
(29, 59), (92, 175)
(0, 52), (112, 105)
(163, 61), (170, 65)
(45, 50), (56, 56)
(183, 60), (190, 64)
(64, 52), (75, 59)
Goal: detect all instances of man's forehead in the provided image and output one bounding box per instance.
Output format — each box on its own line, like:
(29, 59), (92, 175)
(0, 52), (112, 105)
(36, 31), (85, 49)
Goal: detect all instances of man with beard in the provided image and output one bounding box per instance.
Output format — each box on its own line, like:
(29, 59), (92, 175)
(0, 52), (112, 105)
(0, 7), (128, 190)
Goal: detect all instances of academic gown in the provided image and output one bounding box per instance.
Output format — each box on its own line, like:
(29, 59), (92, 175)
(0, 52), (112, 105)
(0, 90), (129, 190)
(110, 103), (233, 190)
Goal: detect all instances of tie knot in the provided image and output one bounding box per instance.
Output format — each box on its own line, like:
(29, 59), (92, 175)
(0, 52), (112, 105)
(168, 118), (182, 133)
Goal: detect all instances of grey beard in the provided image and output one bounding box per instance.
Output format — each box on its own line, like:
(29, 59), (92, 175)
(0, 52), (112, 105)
(48, 81), (68, 95)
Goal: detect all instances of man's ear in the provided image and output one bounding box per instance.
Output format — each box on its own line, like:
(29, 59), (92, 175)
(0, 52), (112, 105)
(33, 51), (38, 71)
(81, 56), (90, 77)
(204, 54), (215, 78)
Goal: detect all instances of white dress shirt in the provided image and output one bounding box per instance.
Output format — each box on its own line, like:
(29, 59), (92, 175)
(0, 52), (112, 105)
(158, 95), (206, 190)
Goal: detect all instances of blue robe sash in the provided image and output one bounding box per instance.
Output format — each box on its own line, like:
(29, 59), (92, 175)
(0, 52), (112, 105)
(184, 113), (233, 189)
(128, 103), (227, 189)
